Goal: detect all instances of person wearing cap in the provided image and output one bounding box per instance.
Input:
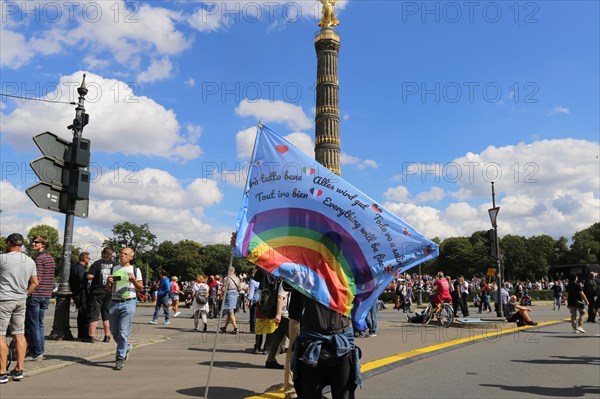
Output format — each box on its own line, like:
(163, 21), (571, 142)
(25, 235), (56, 361)
(0, 233), (39, 383)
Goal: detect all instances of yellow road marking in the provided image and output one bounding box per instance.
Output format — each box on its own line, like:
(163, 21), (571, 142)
(246, 319), (568, 399)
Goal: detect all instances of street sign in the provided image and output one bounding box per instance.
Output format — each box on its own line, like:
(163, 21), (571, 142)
(26, 182), (89, 218)
(30, 157), (66, 187)
(33, 131), (69, 161)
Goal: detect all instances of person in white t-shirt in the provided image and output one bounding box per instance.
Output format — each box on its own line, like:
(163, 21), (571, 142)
(107, 248), (143, 371)
(192, 275), (209, 332)
(0, 233), (38, 383)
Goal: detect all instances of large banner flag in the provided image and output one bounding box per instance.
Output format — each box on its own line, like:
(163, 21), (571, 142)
(235, 125), (439, 323)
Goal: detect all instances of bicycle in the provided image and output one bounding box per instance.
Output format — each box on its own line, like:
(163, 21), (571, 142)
(422, 301), (454, 328)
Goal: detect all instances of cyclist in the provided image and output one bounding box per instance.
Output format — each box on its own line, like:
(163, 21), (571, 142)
(430, 272), (453, 311)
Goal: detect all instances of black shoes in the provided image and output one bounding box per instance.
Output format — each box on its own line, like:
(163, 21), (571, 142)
(203, 324), (208, 332)
(81, 336), (95, 343)
(265, 361), (284, 369)
(103, 336), (111, 343)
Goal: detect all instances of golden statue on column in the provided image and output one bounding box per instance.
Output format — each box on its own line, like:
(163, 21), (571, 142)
(319, 0), (340, 27)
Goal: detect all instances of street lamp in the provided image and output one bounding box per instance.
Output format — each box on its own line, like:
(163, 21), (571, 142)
(488, 182), (503, 317)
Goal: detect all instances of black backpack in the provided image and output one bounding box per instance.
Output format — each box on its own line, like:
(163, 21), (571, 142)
(258, 280), (279, 319)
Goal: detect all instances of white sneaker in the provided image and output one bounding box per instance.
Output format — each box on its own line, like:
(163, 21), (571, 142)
(573, 329), (580, 334)
(174, 312), (181, 317)
(148, 320), (157, 325)
(576, 326), (586, 333)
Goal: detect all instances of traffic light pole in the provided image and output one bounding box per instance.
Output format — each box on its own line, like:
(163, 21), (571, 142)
(491, 182), (503, 318)
(49, 75), (88, 340)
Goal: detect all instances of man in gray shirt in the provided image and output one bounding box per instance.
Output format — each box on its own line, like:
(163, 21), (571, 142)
(0, 233), (39, 383)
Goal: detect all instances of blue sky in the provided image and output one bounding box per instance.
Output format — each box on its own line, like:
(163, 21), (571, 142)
(1, 0), (599, 257)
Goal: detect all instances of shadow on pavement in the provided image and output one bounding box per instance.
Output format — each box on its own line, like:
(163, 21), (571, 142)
(197, 360), (265, 369)
(480, 384), (600, 397)
(511, 355), (600, 366)
(177, 386), (255, 398)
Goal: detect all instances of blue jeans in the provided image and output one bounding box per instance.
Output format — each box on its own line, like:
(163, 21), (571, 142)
(366, 300), (378, 334)
(152, 295), (170, 321)
(109, 299), (137, 360)
(554, 296), (561, 310)
(26, 297), (50, 357)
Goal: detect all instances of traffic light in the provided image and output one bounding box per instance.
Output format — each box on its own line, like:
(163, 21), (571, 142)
(26, 132), (90, 218)
(68, 137), (91, 200)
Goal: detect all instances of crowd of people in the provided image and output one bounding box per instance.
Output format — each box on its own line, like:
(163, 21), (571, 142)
(2, 231), (599, 395)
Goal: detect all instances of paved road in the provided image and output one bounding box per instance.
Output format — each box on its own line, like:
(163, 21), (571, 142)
(354, 319), (600, 398)
(1, 303), (598, 398)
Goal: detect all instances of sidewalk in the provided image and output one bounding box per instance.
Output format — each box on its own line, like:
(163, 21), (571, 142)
(20, 331), (168, 377)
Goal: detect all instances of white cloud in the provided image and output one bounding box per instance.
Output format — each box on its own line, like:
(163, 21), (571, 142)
(415, 187), (446, 203)
(137, 57), (174, 84)
(284, 132), (315, 158)
(550, 105), (570, 115)
(1, 71), (202, 162)
(383, 185), (411, 202)
(341, 153), (379, 170)
(235, 127), (313, 160)
(235, 99), (312, 131)
(88, 167), (224, 242)
(383, 139), (600, 239)
(184, 77), (196, 88)
(83, 56), (111, 70)
(2, 1), (191, 75)
(236, 126), (259, 159)
(187, 6), (230, 32)
(0, 27), (33, 68)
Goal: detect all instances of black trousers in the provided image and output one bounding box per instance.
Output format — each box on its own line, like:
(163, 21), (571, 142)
(295, 353), (356, 399)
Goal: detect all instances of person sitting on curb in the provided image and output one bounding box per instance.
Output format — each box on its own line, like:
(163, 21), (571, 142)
(505, 295), (538, 326)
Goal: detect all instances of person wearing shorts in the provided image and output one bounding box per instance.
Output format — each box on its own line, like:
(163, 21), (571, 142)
(86, 247), (115, 343)
(0, 233), (39, 383)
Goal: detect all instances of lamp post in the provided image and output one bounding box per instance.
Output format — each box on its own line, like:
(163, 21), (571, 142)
(488, 182), (503, 317)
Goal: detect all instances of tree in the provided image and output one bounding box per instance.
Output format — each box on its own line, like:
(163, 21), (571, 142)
(438, 237), (475, 277)
(150, 240), (203, 281)
(500, 235), (528, 281)
(103, 222), (157, 265)
(568, 222), (600, 264)
(199, 244), (235, 277)
(524, 234), (557, 280)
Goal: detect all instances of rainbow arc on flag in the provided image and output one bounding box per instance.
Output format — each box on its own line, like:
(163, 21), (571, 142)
(235, 125), (438, 323)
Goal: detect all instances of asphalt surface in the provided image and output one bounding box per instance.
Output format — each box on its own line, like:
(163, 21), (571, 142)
(1, 302), (597, 399)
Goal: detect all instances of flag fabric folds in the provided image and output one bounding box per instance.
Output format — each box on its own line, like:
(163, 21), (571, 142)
(235, 125), (439, 324)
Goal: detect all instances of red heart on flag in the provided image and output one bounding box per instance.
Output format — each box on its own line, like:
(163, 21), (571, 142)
(310, 188), (323, 197)
(276, 145), (288, 154)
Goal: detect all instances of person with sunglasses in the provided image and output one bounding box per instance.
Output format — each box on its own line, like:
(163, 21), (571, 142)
(25, 235), (55, 362)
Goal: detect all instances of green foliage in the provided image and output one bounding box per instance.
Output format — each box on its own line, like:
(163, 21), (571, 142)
(94, 221), (599, 284)
(103, 221), (157, 265)
(567, 222), (600, 264)
(150, 240), (203, 281)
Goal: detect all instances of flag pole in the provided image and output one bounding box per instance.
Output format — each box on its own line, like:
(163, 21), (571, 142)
(203, 121), (263, 399)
